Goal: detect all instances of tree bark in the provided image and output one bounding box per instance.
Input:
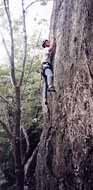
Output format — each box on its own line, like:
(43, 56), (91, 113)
(36, 0), (93, 190)
(14, 86), (24, 190)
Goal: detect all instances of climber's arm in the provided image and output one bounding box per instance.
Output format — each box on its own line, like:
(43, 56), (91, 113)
(49, 38), (56, 53)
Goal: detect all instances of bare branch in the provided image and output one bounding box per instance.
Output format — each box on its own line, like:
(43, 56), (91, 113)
(0, 95), (10, 104)
(0, 119), (13, 139)
(3, 0), (16, 86)
(21, 126), (30, 153)
(24, 143), (39, 175)
(0, 31), (11, 60)
(25, 0), (38, 11)
(25, 0), (49, 11)
(19, 0), (27, 86)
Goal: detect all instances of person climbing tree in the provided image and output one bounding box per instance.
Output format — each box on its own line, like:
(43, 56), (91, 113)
(41, 38), (56, 105)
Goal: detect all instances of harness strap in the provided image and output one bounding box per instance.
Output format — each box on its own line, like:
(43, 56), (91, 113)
(41, 62), (53, 78)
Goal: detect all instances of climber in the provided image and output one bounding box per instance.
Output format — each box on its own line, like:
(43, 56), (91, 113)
(41, 38), (56, 105)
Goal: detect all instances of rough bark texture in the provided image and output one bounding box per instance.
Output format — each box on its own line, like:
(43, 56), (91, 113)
(14, 87), (24, 190)
(36, 0), (93, 190)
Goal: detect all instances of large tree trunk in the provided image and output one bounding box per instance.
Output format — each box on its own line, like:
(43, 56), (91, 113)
(36, 0), (93, 190)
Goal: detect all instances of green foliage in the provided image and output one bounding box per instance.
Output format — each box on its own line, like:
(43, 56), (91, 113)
(0, 55), (43, 129)
(21, 54), (43, 128)
(0, 14), (44, 128)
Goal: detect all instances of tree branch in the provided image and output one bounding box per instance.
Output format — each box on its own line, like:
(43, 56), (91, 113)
(25, 0), (38, 11)
(24, 143), (39, 176)
(21, 126), (30, 153)
(25, 0), (49, 11)
(0, 31), (11, 61)
(19, 0), (27, 86)
(0, 95), (10, 104)
(3, 0), (16, 86)
(0, 119), (13, 139)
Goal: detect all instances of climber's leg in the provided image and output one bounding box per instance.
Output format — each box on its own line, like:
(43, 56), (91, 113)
(42, 76), (48, 105)
(45, 68), (55, 91)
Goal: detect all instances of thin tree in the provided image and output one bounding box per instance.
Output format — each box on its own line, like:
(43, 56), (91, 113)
(0, 0), (27, 189)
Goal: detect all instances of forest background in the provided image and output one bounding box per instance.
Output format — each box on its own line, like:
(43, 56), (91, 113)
(0, 0), (52, 189)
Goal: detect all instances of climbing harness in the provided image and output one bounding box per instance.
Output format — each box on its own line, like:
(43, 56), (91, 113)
(41, 62), (53, 77)
(41, 62), (53, 104)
